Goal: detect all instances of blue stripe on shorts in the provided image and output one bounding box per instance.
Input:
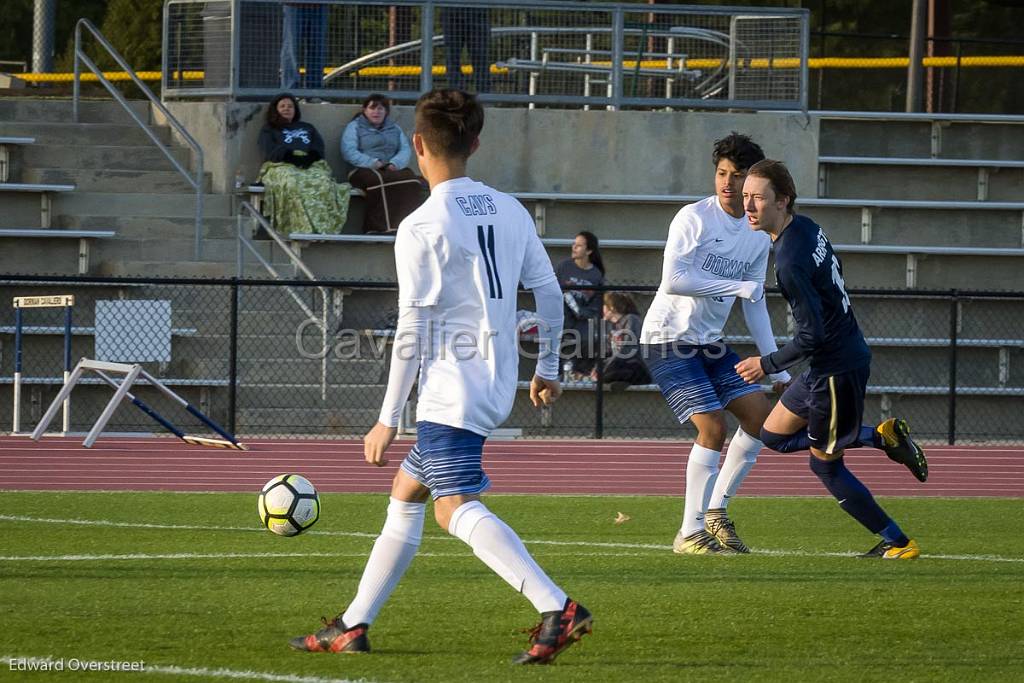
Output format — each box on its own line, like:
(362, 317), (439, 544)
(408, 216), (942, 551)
(642, 341), (762, 424)
(400, 421), (491, 500)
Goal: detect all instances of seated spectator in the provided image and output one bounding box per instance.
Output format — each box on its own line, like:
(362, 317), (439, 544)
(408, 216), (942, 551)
(555, 231), (606, 379)
(257, 93), (350, 235)
(593, 291), (652, 389)
(341, 94), (428, 233)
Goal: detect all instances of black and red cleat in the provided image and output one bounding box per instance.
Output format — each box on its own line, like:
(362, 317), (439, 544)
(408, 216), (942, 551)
(289, 615), (370, 654)
(512, 599), (593, 665)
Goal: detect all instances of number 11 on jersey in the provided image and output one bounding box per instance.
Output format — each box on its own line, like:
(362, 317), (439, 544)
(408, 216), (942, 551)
(477, 224), (503, 299)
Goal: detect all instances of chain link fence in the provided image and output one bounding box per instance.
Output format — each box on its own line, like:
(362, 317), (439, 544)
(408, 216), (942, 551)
(3, 276), (1022, 444)
(163, 0), (809, 111)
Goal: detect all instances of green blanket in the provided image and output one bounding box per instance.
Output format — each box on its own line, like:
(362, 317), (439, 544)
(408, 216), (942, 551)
(258, 159), (350, 235)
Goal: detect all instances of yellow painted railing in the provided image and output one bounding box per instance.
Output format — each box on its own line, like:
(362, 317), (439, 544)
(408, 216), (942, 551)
(14, 55), (1024, 83)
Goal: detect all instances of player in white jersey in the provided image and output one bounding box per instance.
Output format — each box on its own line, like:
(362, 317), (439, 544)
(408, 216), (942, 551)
(640, 133), (791, 554)
(290, 90), (592, 664)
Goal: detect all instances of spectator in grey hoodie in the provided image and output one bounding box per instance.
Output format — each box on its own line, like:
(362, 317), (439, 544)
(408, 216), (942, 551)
(341, 94), (427, 233)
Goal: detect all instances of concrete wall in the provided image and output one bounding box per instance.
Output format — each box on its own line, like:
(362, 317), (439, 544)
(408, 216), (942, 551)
(159, 101), (819, 196)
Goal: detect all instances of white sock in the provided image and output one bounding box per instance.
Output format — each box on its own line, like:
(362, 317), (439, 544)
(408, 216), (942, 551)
(709, 428), (762, 510)
(448, 500), (567, 614)
(681, 444), (721, 537)
(342, 497), (425, 627)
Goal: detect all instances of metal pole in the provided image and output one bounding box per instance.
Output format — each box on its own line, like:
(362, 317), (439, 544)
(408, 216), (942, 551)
(420, 1), (435, 93)
(32, 0), (56, 73)
(228, 279), (239, 436)
(947, 290), (958, 445)
(905, 0), (927, 112)
(799, 9), (810, 113)
(230, 0), (241, 99)
(62, 303), (72, 433)
(13, 307), (23, 433)
(610, 8), (624, 111)
(194, 154), (204, 260)
(73, 21), (81, 123)
(952, 40), (962, 114)
(162, 2), (170, 91)
(594, 320), (604, 440)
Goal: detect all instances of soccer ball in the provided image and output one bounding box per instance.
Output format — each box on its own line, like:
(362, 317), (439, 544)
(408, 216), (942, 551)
(258, 474), (320, 536)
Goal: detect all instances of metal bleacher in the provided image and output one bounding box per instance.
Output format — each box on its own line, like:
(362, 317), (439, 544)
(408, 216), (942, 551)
(0, 136), (116, 274)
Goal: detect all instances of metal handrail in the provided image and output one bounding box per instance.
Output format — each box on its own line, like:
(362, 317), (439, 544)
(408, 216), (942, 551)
(236, 200), (331, 400)
(325, 25), (733, 85)
(72, 18), (205, 260)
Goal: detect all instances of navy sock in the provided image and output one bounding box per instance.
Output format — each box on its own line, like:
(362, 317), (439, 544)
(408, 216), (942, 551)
(879, 520), (910, 547)
(858, 425), (884, 449)
(761, 428), (812, 454)
(808, 456), (892, 534)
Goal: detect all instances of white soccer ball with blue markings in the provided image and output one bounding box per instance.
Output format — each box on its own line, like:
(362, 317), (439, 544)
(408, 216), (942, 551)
(258, 474), (320, 537)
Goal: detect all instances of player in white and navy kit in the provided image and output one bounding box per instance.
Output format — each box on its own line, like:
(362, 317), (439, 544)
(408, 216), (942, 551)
(290, 90), (592, 665)
(641, 133), (791, 555)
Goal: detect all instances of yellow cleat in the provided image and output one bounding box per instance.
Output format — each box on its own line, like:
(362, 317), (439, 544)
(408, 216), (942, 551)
(705, 508), (751, 553)
(673, 529), (739, 555)
(860, 538), (920, 559)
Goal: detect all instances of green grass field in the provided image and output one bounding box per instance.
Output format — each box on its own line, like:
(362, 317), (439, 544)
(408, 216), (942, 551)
(2, 491), (1023, 682)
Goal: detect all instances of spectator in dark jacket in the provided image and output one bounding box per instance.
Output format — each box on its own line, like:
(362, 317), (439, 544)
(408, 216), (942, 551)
(257, 93), (349, 234)
(555, 231), (606, 379)
(594, 291), (652, 389)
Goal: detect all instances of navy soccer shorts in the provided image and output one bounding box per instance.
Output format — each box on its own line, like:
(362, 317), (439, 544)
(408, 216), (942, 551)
(400, 421), (491, 500)
(642, 341), (762, 424)
(780, 364), (871, 455)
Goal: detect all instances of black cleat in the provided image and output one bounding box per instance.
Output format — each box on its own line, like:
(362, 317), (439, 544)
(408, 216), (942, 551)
(289, 615), (370, 653)
(512, 599), (592, 665)
(877, 418), (928, 482)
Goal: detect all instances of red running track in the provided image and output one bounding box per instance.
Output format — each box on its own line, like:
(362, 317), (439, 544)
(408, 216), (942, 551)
(1, 436), (1021, 497)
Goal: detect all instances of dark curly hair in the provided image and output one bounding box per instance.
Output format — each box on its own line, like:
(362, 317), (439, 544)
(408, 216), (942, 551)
(711, 132), (765, 172)
(266, 93), (301, 128)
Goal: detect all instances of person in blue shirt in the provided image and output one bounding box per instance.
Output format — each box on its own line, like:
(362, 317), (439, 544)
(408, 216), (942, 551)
(341, 94), (427, 233)
(735, 159), (929, 560)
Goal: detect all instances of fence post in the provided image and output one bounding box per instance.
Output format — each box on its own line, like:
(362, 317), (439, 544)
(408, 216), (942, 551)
(420, 1), (435, 93)
(228, 279), (239, 435)
(947, 289), (958, 445)
(610, 7), (624, 111)
(594, 322), (604, 440)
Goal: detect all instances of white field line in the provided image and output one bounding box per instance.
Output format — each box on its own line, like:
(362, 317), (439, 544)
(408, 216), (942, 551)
(0, 655), (373, 683)
(1, 513), (1023, 563)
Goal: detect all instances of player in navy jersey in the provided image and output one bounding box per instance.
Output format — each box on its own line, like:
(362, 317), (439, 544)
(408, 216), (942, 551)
(289, 90), (591, 662)
(735, 159), (929, 560)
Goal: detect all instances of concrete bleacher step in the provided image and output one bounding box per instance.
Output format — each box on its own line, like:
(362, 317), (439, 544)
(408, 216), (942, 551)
(17, 144), (192, 172)
(95, 237), (240, 263)
(0, 98), (150, 125)
(0, 122), (173, 147)
(279, 236), (1024, 289)
(819, 117), (1024, 160)
(95, 260), (260, 278)
(58, 215), (237, 240)
(527, 201), (1024, 250)
(23, 168), (212, 194)
(818, 163), (1024, 203)
(50, 191), (232, 218)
